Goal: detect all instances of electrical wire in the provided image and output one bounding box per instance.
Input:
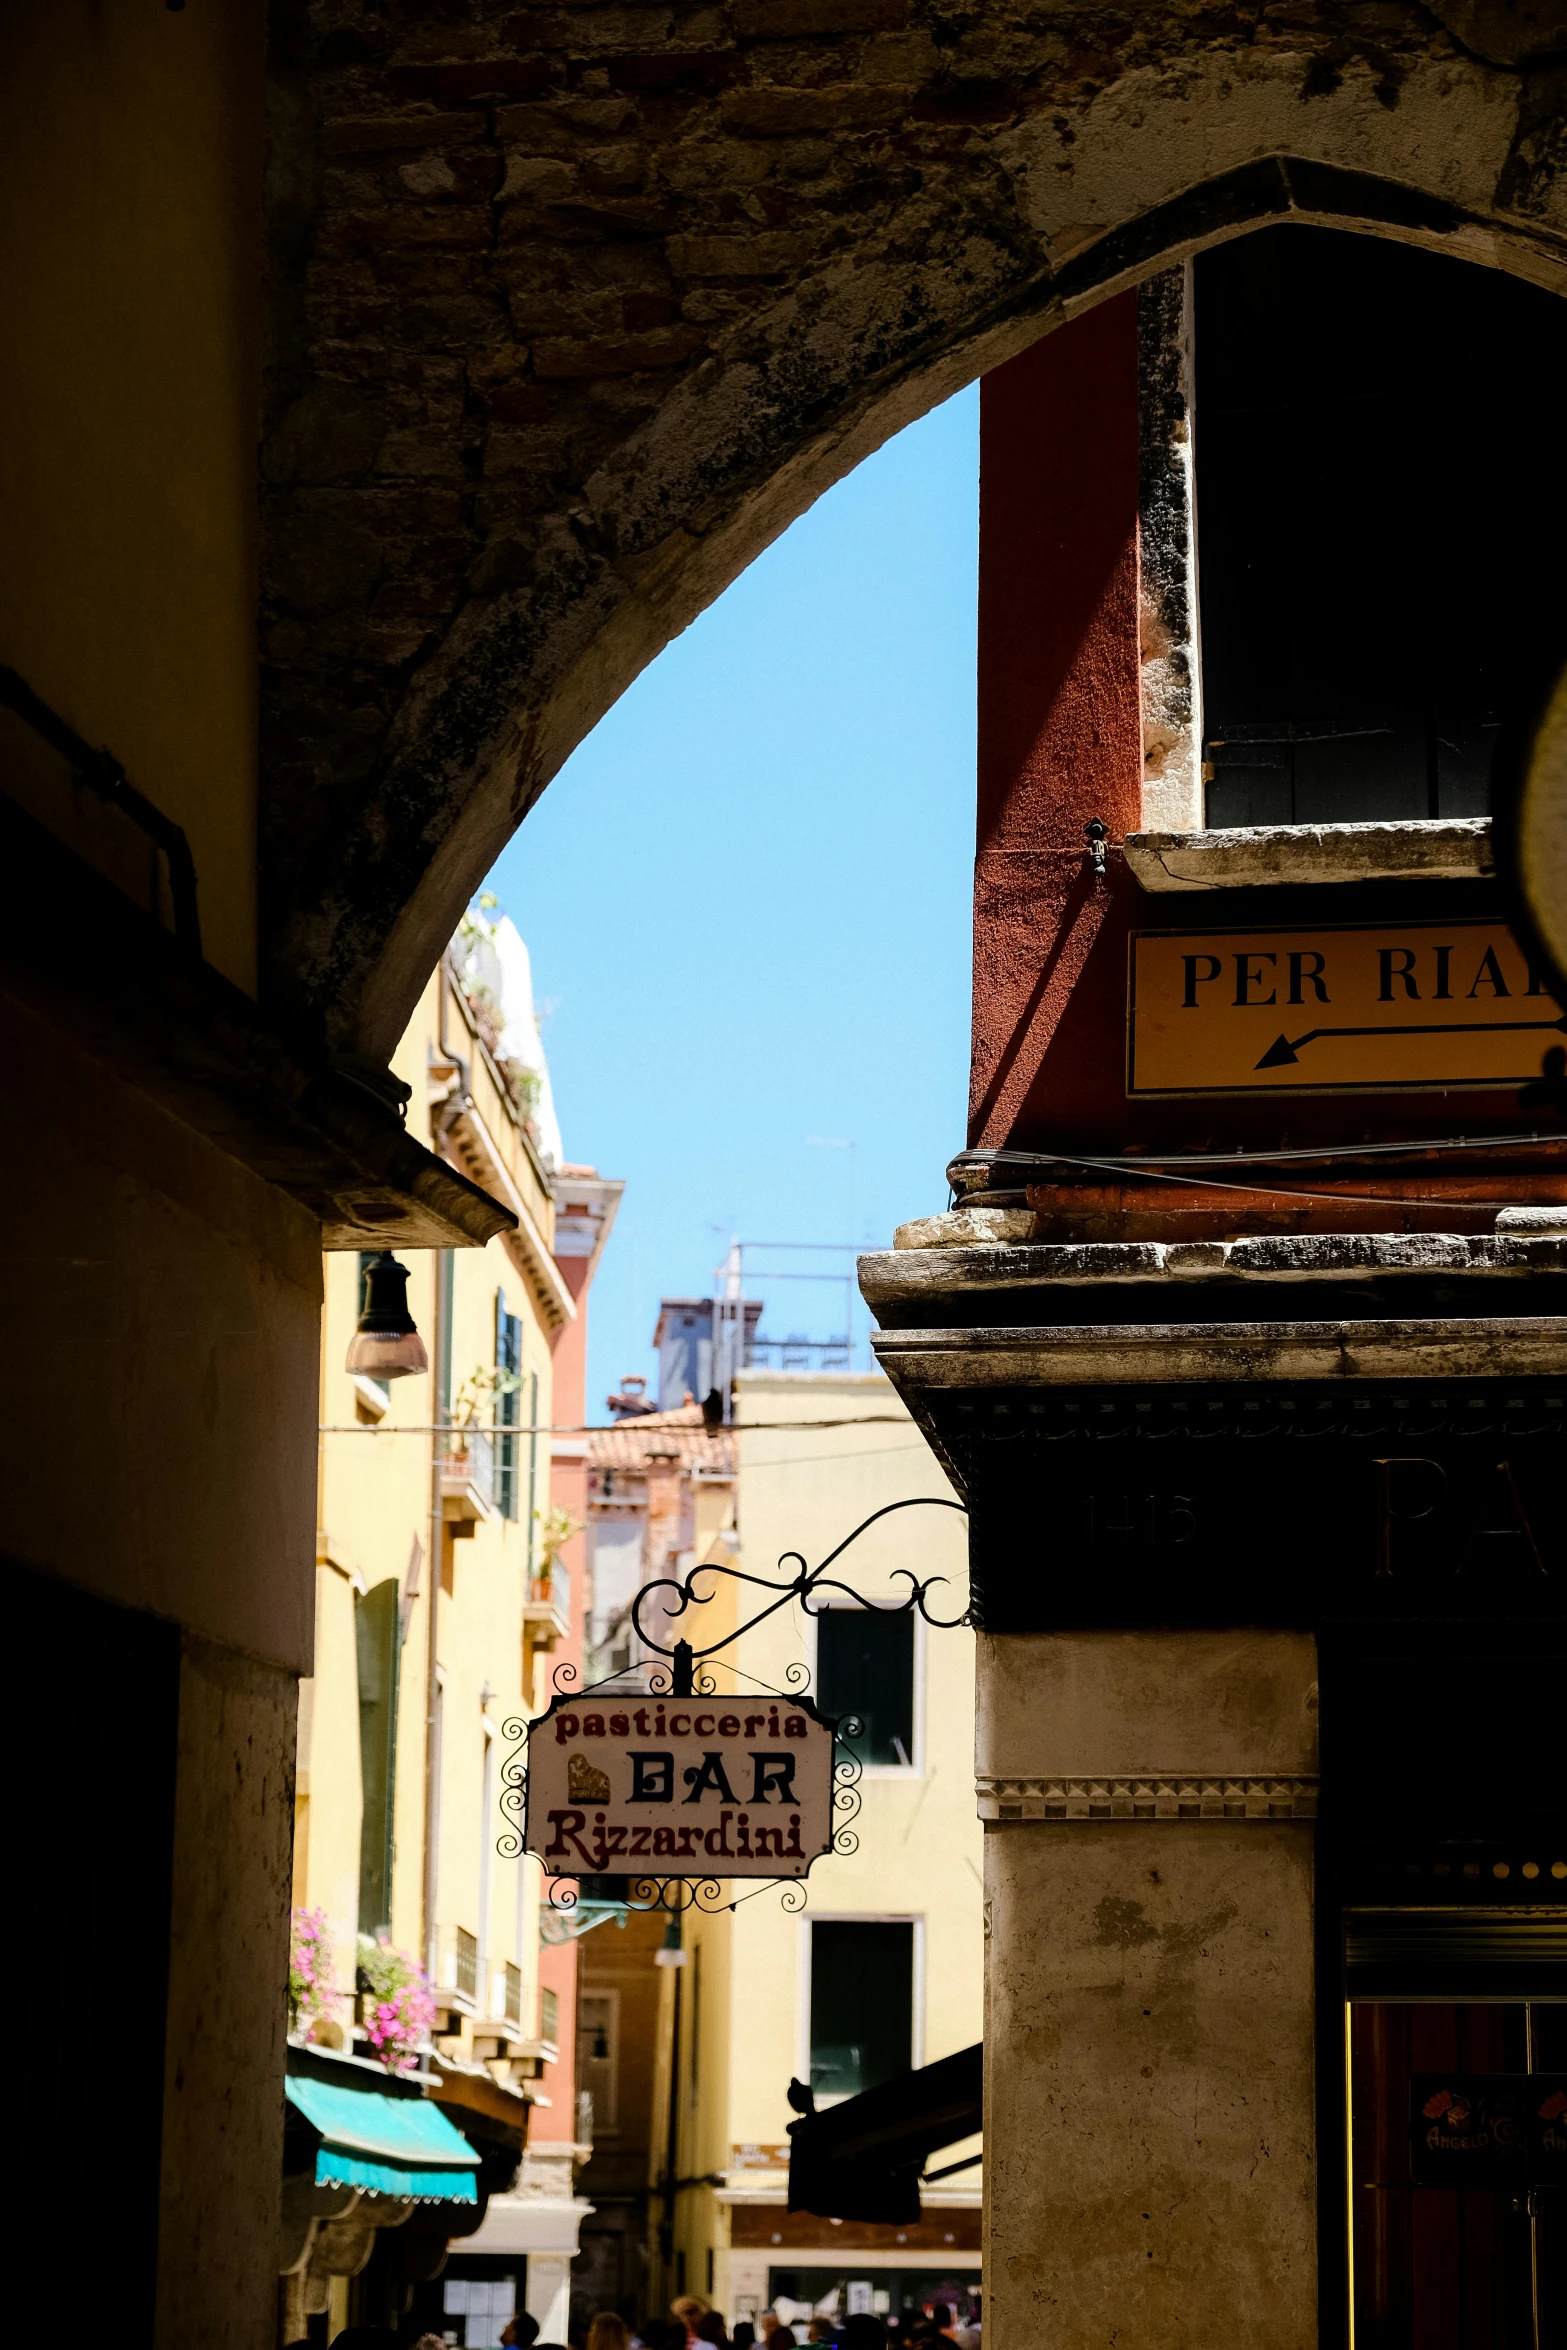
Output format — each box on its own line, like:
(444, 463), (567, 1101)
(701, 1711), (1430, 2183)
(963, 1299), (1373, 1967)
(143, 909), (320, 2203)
(966, 1158), (1558, 1209)
(955, 1129), (1566, 1172)
(317, 1416), (923, 1435)
(950, 1134), (1567, 1210)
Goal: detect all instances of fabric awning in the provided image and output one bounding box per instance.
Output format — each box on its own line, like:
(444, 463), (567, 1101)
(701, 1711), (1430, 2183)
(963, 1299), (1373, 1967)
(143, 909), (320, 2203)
(787, 2043), (982, 2224)
(286, 2075), (481, 2202)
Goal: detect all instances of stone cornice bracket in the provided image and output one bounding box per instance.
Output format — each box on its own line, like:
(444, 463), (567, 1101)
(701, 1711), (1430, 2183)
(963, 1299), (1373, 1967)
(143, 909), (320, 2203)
(976, 1774), (1319, 1822)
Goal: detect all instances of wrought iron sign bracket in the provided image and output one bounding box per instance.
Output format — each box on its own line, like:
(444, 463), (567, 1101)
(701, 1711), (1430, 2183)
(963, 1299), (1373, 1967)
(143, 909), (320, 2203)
(499, 1495), (970, 1919)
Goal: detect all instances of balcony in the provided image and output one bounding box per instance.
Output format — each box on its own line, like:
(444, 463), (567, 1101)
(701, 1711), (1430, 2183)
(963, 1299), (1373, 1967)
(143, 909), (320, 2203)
(441, 1429), (495, 1523)
(522, 1558), (570, 1647)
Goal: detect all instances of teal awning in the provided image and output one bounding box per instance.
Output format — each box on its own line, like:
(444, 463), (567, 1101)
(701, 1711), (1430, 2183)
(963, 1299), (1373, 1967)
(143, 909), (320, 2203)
(286, 2076), (480, 2202)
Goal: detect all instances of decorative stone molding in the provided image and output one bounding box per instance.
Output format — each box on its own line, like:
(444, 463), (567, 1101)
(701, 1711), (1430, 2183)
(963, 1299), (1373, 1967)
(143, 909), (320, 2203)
(977, 1774), (1319, 1822)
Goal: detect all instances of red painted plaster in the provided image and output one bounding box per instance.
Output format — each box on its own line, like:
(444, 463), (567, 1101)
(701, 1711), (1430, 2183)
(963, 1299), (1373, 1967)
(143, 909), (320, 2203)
(972, 295), (1141, 1150)
(972, 303), (1549, 1176)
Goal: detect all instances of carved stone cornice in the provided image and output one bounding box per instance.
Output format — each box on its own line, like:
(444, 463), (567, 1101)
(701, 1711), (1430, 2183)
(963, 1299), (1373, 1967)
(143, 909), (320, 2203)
(977, 1774), (1319, 1822)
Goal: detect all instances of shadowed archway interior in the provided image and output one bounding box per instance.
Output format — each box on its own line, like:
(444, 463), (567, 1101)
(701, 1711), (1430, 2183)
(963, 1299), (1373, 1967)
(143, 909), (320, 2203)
(261, 2), (1567, 1063)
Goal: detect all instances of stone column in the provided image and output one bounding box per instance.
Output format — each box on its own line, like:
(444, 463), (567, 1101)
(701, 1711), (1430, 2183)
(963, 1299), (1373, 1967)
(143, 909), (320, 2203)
(978, 1629), (1320, 2348)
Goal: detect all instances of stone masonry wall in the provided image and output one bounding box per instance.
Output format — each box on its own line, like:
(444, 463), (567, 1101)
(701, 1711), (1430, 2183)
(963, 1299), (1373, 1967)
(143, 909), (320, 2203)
(261, 0), (1567, 1052)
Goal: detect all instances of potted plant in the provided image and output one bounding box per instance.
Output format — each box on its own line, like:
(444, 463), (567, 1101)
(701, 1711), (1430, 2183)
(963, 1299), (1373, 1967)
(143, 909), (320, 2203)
(355, 1935), (437, 2075)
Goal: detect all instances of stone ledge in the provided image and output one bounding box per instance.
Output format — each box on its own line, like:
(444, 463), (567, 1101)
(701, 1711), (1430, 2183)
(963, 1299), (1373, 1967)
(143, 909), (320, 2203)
(875, 1230), (1567, 1280)
(977, 1775), (1319, 1821)
(871, 1316), (1567, 1385)
(1124, 817), (1493, 891)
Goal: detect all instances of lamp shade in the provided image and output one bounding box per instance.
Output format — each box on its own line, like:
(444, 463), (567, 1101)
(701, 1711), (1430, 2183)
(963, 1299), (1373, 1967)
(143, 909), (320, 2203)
(653, 1916), (687, 1968)
(345, 1251), (429, 1379)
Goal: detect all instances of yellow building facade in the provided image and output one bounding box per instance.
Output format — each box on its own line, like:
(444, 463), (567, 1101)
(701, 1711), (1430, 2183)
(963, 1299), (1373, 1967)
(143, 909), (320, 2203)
(289, 917), (614, 2338)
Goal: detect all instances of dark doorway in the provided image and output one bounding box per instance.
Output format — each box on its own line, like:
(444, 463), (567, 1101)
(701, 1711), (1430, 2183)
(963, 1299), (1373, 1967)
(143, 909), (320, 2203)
(1349, 2000), (1567, 2345)
(1195, 225), (1567, 828)
(9, 1564), (179, 2343)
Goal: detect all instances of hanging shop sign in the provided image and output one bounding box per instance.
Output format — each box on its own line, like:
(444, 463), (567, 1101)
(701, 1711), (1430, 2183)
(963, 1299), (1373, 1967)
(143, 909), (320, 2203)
(1409, 2073), (1567, 2187)
(523, 1686), (839, 1880)
(500, 1497), (969, 1904)
(1128, 918), (1564, 1095)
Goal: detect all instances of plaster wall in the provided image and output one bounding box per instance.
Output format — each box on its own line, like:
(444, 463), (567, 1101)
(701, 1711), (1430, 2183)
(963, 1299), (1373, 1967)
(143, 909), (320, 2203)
(306, 960), (567, 2105)
(294, 1557), (368, 1978)
(0, 1), (265, 991)
(0, 991), (321, 1675)
(979, 1632), (1319, 2350)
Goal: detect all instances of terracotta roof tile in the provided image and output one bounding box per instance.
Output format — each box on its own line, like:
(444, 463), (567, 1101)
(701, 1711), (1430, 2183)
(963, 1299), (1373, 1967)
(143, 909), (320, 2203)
(588, 1401), (734, 1475)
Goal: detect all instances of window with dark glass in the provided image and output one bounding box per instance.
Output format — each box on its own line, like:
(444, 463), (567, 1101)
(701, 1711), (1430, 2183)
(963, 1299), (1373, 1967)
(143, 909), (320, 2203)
(495, 1290), (522, 1520)
(815, 1605), (915, 1767)
(809, 1918), (913, 2103)
(1196, 225), (1567, 827)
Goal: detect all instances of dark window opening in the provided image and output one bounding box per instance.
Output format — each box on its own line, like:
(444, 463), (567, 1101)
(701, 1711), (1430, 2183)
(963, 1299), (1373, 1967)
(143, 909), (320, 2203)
(1195, 225), (1567, 828)
(809, 1918), (913, 2102)
(816, 1606), (915, 1767)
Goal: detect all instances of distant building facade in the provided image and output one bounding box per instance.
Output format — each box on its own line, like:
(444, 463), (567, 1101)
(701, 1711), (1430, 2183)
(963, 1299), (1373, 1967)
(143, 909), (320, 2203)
(570, 1370), (981, 2334)
(293, 910), (619, 2342)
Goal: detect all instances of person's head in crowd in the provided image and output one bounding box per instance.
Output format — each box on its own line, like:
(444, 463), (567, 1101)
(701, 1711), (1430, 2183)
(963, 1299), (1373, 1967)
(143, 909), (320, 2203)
(500, 2318), (541, 2350)
(672, 2299), (710, 2342)
(731, 2326), (755, 2350)
(693, 2315), (729, 2347)
(769, 2331), (795, 2349)
(839, 2319), (887, 2350)
(589, 2316), (632, 2350)
(928, 2309), (953, 2338)
(411, 2336), (448, 2350)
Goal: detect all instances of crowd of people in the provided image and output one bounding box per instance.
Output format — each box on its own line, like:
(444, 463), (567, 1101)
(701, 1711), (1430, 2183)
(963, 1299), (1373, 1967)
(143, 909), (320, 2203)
(580, 2295), (980, 2350)
(328, 2286), (980, 2350)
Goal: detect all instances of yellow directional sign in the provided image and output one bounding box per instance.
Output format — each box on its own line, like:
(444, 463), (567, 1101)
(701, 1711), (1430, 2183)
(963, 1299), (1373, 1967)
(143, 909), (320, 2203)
(1128, 919), (1565, 1096)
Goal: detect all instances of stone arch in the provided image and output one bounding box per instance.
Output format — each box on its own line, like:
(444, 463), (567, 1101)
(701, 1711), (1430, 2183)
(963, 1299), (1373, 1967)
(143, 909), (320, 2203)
(262, 5), (1567, 1057)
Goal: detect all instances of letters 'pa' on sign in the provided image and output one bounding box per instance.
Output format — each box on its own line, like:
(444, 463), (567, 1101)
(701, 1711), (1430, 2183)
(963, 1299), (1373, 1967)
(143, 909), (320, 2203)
(524, 1691), (838, 1878)
(1128, 919), (1564, 1095)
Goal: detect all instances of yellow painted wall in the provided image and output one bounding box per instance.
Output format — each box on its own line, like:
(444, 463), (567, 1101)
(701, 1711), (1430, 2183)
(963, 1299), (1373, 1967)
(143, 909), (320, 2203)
(0, 1), (266, 990)
(303, 960), (568, 2064)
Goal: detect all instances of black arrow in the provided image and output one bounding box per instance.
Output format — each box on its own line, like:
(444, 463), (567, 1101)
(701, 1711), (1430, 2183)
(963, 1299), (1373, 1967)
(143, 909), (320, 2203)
(1255, 1015), (1567, 1069)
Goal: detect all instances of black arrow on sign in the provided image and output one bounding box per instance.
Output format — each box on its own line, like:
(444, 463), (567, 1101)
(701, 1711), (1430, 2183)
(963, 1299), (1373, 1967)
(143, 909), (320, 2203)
(1254, 1015), (1567, 1070)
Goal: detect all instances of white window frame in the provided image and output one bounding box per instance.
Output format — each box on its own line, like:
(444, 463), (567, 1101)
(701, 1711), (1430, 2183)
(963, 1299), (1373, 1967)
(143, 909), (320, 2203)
(805, 1603), (924, 1777)
(796, 1911), (925, 2102)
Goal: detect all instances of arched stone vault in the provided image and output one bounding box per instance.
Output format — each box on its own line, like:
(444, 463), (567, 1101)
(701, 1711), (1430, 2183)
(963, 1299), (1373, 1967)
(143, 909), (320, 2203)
(262, 0), (1567, 1057)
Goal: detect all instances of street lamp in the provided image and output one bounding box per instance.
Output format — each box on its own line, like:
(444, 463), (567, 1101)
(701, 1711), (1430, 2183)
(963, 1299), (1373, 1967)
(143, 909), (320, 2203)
(653, 1916), (687, 1968)
(344, 1251), (429, 1379)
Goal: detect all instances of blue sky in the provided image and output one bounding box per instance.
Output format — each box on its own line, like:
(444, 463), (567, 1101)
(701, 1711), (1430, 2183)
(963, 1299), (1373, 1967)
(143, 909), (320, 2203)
(487, 384), (977, 1419)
